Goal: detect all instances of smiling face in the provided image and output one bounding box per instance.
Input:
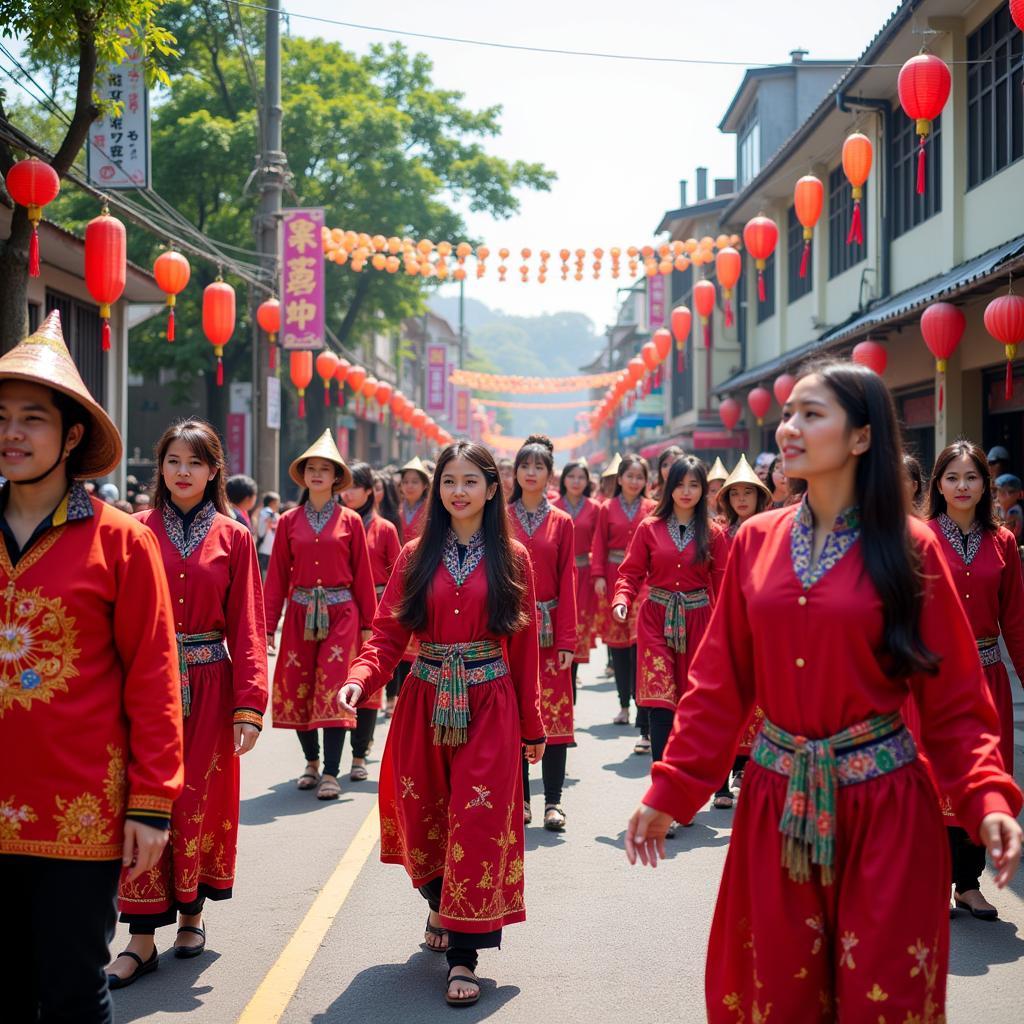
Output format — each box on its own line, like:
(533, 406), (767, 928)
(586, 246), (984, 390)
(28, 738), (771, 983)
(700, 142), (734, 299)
(439, 455), (497, 527)
(162, 439), (216, 508)
(618, 464), (647, 500)
(0, 381), (83, 483)
(727, 483), (759, 520)
(400, 470), (427, 505)
(516, 453), (550, 497)
(672, 470), (704, 513)
(563, 466), (588, 499)
(938, 453), (986, 516)
(304, 457), (339, 498)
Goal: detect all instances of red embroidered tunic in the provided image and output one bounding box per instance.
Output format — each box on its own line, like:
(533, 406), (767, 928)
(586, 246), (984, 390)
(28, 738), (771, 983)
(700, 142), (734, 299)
(400, 500), (426, 541)
(347, 537), (544, 932)
(264, 502), (377, 729)
(0, 487), (183, 862)
(614, 515), (728, 710)
(359, 512), (402, 711)
(508, 501), (577, 744)
(644, 506), (1021, 1023)
(555, 495), (601, 661)
(591, 495), (655, 647)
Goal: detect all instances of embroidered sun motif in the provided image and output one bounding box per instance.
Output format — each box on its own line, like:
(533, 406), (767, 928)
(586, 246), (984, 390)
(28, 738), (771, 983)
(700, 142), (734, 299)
(53, 792), (111, 847)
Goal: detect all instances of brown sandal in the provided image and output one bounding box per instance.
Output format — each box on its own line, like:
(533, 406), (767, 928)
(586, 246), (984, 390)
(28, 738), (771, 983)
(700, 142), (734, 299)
(424, 913), (448, 952)
(317, 774), (341, 800)
(297, 766), (321, 790)
(445, 967), (480, 1006)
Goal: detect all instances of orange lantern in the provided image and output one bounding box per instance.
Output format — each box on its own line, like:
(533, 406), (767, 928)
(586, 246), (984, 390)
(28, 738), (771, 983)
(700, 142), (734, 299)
(411, 408), (427, 433)
(334, 357), (351, 406)
(653, 328), (672, 363)
(842, 133), (873, 246)
(316, 350), (340, 406)
(715, 247), (742, 327)
(670, 305), (692, 372)
(641, 340), (659, 372)
(256, 297), (281, 371)
(361, 376), (379, 402)
(374, 380), (393, 423)
(693, 279), (716, 349)
(793, 175), (824, 279)
(5, 157), (60, 277)
(152, 250), (191, 342)
(742, 215), (778, 304)
(289, 350), (313, 418)
(202, 279), (235, 386)
(84, 206), (126, 352)
(627, 356), (645, 384)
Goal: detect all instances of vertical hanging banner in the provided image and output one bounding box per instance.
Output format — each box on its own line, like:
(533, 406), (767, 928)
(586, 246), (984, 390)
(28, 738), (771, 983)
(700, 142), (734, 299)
(280, 208), (325, 351)
(426, 343), (447, 413)
(455, 388), (471, 433)
(87, 37), (151, 188)
(647, 274), (666, 331)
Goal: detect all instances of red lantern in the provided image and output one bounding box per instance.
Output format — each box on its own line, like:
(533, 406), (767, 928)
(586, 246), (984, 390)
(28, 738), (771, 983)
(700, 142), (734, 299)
(202, 279), (235, 386)
(773, 373), (796, 406)
(851, 339), (887, 376)
(653, 328), (672, 362)
(718, 396), (742, 432)
(1013, 0), (1024, 31)
(361, 376), (379, 402)
(346, 365), (367, 395)
(375, 381), (393, 423)
(920, 302), (965, 411)
(747, 386), (772, 426)
(898, 54), (951, 195)
(641, 340), (659, 372)
(5, 157), (60, 277)
(411, 408), (427, 433)
(693, 279), (716, 349)
(627, 356), (645, 383)
(715, 247), (742, 327)
(152, 251), (190, 342)
(316, 350), (340, 406)
(390, 390), (406, 416)
(984, 291), (1024, 401)
(670, 305), (691, 371)
(793, 175), (824, 279)
(290, 350), (313, 419)
(842, 133), (873, 246)
(743, 216), (778, 303)
(84, 207), (126, 352)
(257, 298), (281, 371)
(334, 357), (351, 406)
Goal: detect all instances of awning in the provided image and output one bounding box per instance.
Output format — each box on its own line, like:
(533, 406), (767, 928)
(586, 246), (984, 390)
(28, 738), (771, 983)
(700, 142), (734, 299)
(618, 412), (664, 439)
(693, 429), (749, 450)
(639, 434), (689, 460)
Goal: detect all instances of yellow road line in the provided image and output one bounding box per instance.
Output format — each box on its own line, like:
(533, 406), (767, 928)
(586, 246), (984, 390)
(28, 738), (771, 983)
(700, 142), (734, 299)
(236, 803), (380, 1024)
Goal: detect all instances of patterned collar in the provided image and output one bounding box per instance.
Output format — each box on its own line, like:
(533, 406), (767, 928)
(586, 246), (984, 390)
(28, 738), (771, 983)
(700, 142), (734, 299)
(727, 521), (740, 538)
(666, 515), (696, 553)
(513, 496), (550, 537)
(442, 528), (485, 586)
(937, 513), (983, 566)
(360, 508), (375, 531)
(618, 494), (643, 521)
(401, 498), (424, 525)
(561, 495), (586, 519)
(790, 497), (861, 590)
(305, 499), (337, 535)
(162, 500), (217, 560)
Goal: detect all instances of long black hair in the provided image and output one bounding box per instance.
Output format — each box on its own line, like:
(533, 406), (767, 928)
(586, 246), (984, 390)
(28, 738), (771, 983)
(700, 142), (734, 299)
(373, 469), (403, 540)
(510, 433), (554, 504)
(396, 441), (529, 636)
(653, 455), (711, 563)
(559, 459), (593, 498)
(926, 439), (997, 531)
(798, 359), (937, 677)
(613, 453), (650, 497)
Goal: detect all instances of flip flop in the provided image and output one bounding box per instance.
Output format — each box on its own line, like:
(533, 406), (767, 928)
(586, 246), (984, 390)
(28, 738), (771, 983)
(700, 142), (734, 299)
(543, 804), (566, 832)
(317, 774), (341, 800)
(173, 923), (206, 959)
(713, 794), (735, 809)
(424, 914), (449, 953)
(445, 967), (481, 1006)
(297, 767), (321, 791)
(349, 764), (368, 782)
(107, 948), (159, 989)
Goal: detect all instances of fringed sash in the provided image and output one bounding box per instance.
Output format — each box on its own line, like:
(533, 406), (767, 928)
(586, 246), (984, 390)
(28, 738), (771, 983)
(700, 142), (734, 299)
(176, 631), (226, 719)
(536, 599), (559, 648)
(574, 553), (590, 567)
(607, 548), (627, 565)
(977, 635), (1001, 667)
(291, 585), (352, 641)
(646, 587), (709, 653)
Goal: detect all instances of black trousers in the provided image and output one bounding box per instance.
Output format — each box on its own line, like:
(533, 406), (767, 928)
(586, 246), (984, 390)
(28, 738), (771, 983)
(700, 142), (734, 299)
(648, 707), (676, 764)
(522, 744), (569, 806)
(297, 712), (377, 775)
(949, 826), (987, 893)
(420, 877), (501, 970)
(609, 644), (648, 736)
(571, 662), (578, 705)
(386, 660), (411, 700)
(2, 855), (121, 1024)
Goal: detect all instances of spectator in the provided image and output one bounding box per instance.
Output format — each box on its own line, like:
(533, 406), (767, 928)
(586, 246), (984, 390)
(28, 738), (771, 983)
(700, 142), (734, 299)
(112, 499), (134, 514)
(753, 451), (775, 484)
(98, 482), (119, 503)
(987, 445), (1011, 485)
(994, 473), (1024, 541)
(226, 474), (258, 530)
(133, 492), (152, 513)
(256, 490), (281, 576)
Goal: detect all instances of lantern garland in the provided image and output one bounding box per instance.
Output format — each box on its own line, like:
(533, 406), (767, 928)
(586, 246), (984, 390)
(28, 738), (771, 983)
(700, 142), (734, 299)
(5, 157), (60, 277)
(793, 175), (824, 279)
(152, 249), (190, 342)
(450, 368), (621, 392)
(843, 133), (873, 246)
(476, 397), (601, 410)
(743, 215), (778, 303)
(84, 204), (126, 352)
(984, 286), (1024, 401)
(920, 302), (965, 411)
(897, 54), (951, 195)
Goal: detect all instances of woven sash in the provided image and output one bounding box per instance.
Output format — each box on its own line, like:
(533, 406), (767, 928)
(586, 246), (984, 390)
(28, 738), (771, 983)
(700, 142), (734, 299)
(176, 631), (226, 719)
(574, 553), (590, 567)
(536, 598), (559, 648)
(607, 548), (626, 565)
(291, 586), (352, 641)
(646, 587), (710, 653)
(977, 636), (1001, 668)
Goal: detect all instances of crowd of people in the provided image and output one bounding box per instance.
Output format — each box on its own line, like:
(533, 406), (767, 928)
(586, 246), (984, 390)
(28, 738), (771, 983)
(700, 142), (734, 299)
(2, 310), (1022, 1021)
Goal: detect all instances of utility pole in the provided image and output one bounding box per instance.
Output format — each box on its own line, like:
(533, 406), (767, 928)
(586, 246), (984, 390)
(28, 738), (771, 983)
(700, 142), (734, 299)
(253, 0), (285, 490)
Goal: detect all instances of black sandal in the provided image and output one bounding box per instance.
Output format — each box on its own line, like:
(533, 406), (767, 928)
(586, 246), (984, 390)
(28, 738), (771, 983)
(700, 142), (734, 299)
(543, 804), (566, 832)
(424, 913), (448, 952)
(173, 923), (206, 959)
(107, 948), (159, 989)
(445, 966), (481, 1006)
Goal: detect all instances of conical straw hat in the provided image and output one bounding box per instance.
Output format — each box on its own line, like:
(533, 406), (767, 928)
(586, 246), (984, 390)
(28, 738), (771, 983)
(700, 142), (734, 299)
(707, 456), (729, 483)
(400, 455), (431, 483)
(289, 429), (351, 490)
(719, 453), (772, 502)
(0, 310), (121, 478)
(600, 453), (622, 479)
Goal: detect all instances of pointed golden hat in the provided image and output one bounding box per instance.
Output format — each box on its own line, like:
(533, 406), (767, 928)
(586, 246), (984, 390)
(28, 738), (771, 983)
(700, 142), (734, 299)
(707, 456), (729, 483)
(719, 453), (772, 502)
(289, 429), (351, 490)
(0, 310), (121, 478)
(600, 452), (622, 478)
(400, 455), (431, 483)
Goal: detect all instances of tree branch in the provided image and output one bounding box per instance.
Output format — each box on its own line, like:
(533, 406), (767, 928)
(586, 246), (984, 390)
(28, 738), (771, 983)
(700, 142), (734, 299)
(50, 11), (100, 177)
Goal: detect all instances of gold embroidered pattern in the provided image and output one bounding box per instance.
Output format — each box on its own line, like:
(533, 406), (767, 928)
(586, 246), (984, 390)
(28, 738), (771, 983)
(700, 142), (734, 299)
(0, 797), (37, 840)
(104, 744), (126, 817)
(53, 792), (112, 847)
(839, 930), (859, 970)
(867, 983), (888, 1002)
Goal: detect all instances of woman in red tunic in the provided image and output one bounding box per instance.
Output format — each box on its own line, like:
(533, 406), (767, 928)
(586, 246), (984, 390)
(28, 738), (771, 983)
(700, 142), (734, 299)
(264, 431), (377, 801)
(341, 461), (402, 781)
(626, 361), (1022, 1023)
(706, 456), (728, 518)
(112, 420), (268, 983)
(592, 454), (655, 750)
(508, 435), (577, 832)
(924, 440), (1024, 920)
(341, 441), (544, 1007)
(399, 456), (430, 540)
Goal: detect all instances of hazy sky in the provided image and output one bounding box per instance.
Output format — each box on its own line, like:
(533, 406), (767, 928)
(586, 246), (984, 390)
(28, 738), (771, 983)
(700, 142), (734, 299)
(292, 0), (901, 331)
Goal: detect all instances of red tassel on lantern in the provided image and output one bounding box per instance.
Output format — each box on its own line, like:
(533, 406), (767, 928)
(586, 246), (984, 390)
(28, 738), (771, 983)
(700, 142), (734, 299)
(167, 308), (175, 342)
(898, 54), (951, 197)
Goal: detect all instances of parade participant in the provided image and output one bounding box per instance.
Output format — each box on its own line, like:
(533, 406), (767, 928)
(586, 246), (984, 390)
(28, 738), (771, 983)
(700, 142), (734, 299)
(556, 458), (601, 698)
(373, 470), (404, 542)
(994, 472), (1024, 541)
(649, 445), (684, 502)
(626, 360), (1022, 1024)
(718, 454), (772, 539)
(256, 491), (280, 577)
(706, 456), (728, 516)
(111, 420), (268, 985)
(903, 452), (925, 517)
(753, 451), (775, 484)
(340, 441), (544, 1008)
(399, 456), (431, 539)
(592, 453), (655, 749)
(597, 453), (620, 504)
(264, 431), (377, 801)
(767, 455), (790, 507)
(508, 435), (576, 831)
(986, 445), (1011, 486)
(0, 312), (183, 1020)
(924, 440), (1024, 920)
(496, 456), (515, 502)
(594, 453), (623, 681)
(226, 474), (257, 532)
(341, 461), (401, 781)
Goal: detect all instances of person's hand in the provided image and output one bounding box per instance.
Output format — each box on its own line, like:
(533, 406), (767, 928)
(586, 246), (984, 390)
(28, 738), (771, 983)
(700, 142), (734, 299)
(359, 629), (372, 650)
(233, 723), (260, 756)
(558, 650), (573, 671)
(339, 682), (363, 714)
(612, 603), (628, 622)
(523, 741), (545, 764)
(625, 803), (673, 868)
(122, 820), (169, 882)
(266, 633), (276, 653)
(594, 577), (607, 597)
(980, 812), (1023, 887)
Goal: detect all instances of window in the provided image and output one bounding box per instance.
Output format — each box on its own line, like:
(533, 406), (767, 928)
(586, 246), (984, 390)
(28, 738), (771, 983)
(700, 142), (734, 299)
(45, 290), (106, 408)
(737, 103), (761, 189)
(828, 164), (867, 279)
(756, 251), (776, 323)
(968, 6), (1024, 188)
(892, 110), (942, 237)
(787, 205), (813, 304)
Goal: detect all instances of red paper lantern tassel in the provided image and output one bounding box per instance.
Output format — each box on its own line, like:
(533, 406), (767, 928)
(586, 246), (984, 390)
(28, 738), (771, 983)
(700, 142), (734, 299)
(216, 355), (224, 387)
(298, 391), (306, 419)
(336, 386), (344, 407)
(379, 407), (385, 424)
(1006, 359), (1014, 402)
(799, 241), (810, 279)
(167, 307), (175, 342)
(725, 298), (734, 328)
(676, 346), (684, 373)
(938, 381), (944, 413)
(28, 226), (40, 278)
(324, 384), (331, 407)
(704, 320), (712, 350)
(269, 343), (276, 371)
(847, 200), (863, 246)
(917, 136), (927, 195)
(757, 272), (766, 303)
(101, 320), (111, 352)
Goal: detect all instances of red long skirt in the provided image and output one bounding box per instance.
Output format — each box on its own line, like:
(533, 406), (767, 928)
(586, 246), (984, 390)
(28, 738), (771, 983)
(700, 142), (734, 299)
(635, 600), (713, 711)
(540, 623), (574, 745)
(573, 564), (595, 663)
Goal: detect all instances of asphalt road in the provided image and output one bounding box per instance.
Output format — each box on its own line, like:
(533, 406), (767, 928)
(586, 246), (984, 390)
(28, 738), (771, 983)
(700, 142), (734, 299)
(110, 649), (1024, 1024)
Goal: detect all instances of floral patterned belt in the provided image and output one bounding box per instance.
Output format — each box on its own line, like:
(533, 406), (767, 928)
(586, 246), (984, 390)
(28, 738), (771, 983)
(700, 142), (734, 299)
(607, 548), (626, 564)
(536, 598), (559, 648)
(176, 631), (226, 719)
(291, 586), (352, 642)
(751, 712), (915, 886)
(574, 553), (590, 567)
(412, 640), (507, 747)
(977, 636), (1001, 668)
(646, 587), (709, 653)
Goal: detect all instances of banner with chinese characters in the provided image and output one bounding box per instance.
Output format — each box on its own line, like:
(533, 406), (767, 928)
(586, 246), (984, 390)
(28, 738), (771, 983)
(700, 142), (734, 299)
(426, 343), (448, 413)
(455, 388), (471, 433)
(280, 208), (326, 351)
(87, 42), (150, 188)
(647, 274), (666, 331)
